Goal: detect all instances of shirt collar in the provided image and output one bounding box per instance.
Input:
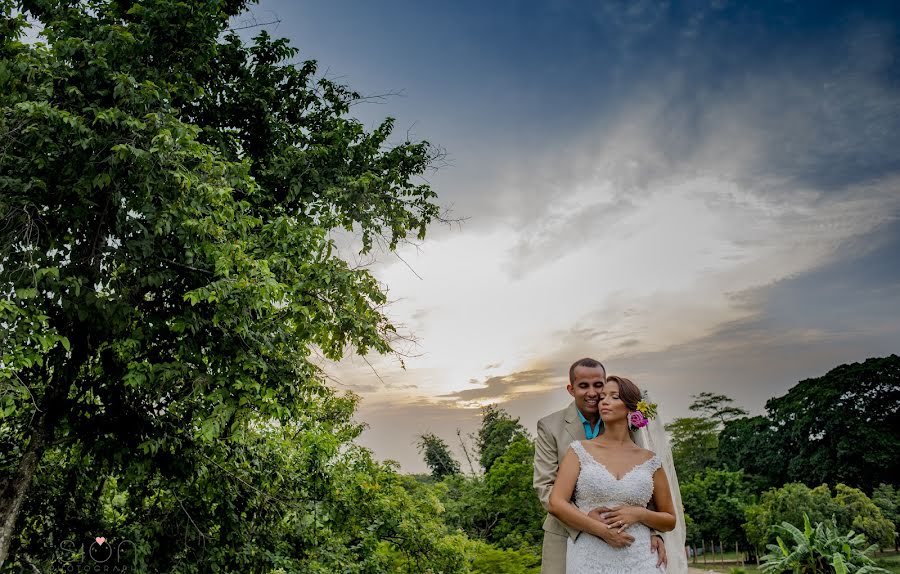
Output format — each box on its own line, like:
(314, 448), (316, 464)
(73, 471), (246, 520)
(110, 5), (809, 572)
(576, 407), (602, 439)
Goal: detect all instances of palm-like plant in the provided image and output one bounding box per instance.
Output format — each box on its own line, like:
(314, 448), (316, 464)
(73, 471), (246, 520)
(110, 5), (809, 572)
(760, 513), (889, 574)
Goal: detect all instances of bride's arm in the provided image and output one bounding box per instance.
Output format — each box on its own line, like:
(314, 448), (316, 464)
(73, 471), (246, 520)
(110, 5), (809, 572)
(548, 449), (635, 548)
(604, 467), (677, 533)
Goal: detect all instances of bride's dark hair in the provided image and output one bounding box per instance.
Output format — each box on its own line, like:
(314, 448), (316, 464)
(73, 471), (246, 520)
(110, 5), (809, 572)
(603, 375), (642, 411)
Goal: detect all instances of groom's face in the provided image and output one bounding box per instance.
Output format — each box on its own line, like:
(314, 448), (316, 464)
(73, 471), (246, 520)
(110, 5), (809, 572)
(567, 366), (607, 417)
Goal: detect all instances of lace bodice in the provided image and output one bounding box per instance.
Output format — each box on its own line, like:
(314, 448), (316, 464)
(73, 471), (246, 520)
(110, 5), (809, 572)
(569, 441), (661, 511)
(565, 441), (665, 573)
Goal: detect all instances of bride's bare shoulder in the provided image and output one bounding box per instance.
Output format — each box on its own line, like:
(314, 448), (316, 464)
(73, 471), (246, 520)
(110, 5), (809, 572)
(635, 447), (655, 460)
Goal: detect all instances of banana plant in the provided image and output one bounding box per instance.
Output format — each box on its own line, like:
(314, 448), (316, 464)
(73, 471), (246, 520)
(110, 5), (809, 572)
(760, 513), (889, 573)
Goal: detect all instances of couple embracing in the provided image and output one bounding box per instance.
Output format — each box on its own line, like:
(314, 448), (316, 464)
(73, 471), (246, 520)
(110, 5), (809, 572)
(533, 358), (688, 574)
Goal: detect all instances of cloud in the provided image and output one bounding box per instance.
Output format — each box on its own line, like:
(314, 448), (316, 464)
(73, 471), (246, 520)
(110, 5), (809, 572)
(281, 0), (900, 472)
(438, 369), (561, 403)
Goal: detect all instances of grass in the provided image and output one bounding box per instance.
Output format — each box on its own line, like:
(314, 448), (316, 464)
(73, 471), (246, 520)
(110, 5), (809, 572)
(688, 551), (900, 574)
(690, 564), (761, 573)
(875, 552), (900, 574)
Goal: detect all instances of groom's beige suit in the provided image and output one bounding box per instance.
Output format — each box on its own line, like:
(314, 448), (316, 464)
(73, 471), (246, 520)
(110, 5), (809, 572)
(533, 401), (586, 574)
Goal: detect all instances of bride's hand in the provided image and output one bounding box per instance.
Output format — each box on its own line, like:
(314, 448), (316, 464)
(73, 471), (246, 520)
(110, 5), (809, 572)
(603, 505), (646, 532)
(587, 506), (614, 525)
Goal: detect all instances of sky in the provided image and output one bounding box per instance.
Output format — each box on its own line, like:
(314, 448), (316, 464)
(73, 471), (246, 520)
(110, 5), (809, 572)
(242, 0), (900, 473)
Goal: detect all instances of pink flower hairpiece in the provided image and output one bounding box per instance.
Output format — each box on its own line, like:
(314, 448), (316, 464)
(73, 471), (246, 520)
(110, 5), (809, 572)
(629, 394), (658, 430)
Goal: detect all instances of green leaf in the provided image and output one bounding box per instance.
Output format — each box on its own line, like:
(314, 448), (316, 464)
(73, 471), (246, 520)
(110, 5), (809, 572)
(15, 288), (37, 299)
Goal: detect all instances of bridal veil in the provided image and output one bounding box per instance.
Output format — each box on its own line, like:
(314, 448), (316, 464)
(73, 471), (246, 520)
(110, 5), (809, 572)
(631, 391), (688, 574)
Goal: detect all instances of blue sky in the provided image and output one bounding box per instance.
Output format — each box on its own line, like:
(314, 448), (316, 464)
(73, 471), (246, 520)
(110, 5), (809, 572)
(245, 0), (900, 472)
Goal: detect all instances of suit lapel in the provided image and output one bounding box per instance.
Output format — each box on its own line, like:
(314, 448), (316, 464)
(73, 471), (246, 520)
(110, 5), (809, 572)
(564, 401), (587, 443)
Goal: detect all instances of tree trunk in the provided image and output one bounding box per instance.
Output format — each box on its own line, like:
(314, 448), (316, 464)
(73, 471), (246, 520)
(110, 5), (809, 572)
(0, 378), (66, 568)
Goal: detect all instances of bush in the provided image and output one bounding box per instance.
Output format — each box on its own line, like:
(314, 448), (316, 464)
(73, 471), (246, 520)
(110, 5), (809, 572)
(745, 483), (896, 552)
(466, 540), (540, 574)
(760, 513), (889, 574)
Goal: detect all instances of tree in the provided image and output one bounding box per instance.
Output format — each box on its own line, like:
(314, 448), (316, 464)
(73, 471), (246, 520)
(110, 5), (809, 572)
(0, 0), (449, 569)
(833, 484), (896, 550)
(666, 392), (747, 480)
(477, 405), (528, 473)
(482, 435), (545, 549)
(718, 415), (789, 490)
(743, 482), (896, 554)
(680, 469), (756, 548)
(872, 484), (900, 551)
(744, 483), (841, 555)
(432, 434), (544, 552)
(764, 355), (900, 491)
(689, 392), (749, 426)
(665, 416), (719, 480)
(466, 539), (540, 574)
(418, 433), (461, 479)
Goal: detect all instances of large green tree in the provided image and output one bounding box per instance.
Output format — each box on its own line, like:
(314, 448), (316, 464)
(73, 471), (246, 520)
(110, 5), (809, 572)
(872, 484), (900, 551)
(476, 405), (528, 473)
(429, 409), (543, 552)
(718, 415), (788, 489)
(680, 468), (756, 548)
(481, 435), (545, 549)
(0, 0), (453, 570)
(666, 391), (745, 481)
(764, 355), (899, 491)
(665, 416), (719, 481)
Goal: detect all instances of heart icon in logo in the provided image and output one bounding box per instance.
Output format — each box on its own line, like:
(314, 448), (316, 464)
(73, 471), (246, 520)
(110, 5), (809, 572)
(95, 537), (106, 546)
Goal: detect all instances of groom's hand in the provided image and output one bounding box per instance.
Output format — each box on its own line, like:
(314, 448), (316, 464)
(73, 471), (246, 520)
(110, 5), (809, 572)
(589, 508), (634, 548)
(651, 535), (667, 568)
(596, 523), (635, 548)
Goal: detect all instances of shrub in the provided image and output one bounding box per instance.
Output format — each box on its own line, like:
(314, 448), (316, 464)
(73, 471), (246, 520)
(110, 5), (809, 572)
(760, 513), (888, 574)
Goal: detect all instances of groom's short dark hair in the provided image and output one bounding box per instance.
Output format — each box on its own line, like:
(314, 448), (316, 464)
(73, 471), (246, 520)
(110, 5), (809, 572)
(568, 358), (606, 383)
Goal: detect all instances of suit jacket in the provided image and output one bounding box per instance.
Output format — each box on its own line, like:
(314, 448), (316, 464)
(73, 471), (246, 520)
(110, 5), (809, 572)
(533, 401), (586, 540)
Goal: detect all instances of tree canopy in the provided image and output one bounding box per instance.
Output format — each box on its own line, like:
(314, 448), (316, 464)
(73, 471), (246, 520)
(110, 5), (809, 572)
(0, 0), (455, 570)
(418, 433), (462, 480)
(764, 355), (900, 492)
(477, 404), (528, 473)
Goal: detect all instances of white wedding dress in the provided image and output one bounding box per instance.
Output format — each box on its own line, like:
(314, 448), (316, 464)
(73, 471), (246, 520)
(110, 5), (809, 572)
(566, 441), (665, 573)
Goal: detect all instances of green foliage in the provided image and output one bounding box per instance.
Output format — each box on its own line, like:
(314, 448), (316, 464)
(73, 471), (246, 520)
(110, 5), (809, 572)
(834, 485), (896, 550)
(666, 391), (747, 481)
(744, 483), (896, 553)
(666, 416), (719, 480)
(681, 468), (757, 546)
(719, 415), (789, 490)
(418, 432), (461, 479)
(760, 513), (888, 574)
(872, 484), (900, 544)
(689, 392), (749, 425)
(482, 435), (545, 549)
(720, 356), (900, 494)
(763, 356), (900, 492)
(745, 483), (843, 552)
(432, 473), (498, 540)
(0, 0), (452, 570)
(477, 405), (528, 473)
(14, 394), (469, 572)
(427, 410), (543, 552)
(465, 539), (540, 574)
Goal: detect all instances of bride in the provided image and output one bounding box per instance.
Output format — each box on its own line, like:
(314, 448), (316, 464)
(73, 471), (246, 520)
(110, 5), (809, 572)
(548, 375), (686, 573)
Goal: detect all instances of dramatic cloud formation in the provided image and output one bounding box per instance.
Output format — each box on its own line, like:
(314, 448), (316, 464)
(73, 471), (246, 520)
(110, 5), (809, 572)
(260, 0), (900, 471)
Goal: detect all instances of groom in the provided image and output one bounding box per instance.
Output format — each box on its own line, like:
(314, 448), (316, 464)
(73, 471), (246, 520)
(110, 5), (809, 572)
(533, 357), (667, 573)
